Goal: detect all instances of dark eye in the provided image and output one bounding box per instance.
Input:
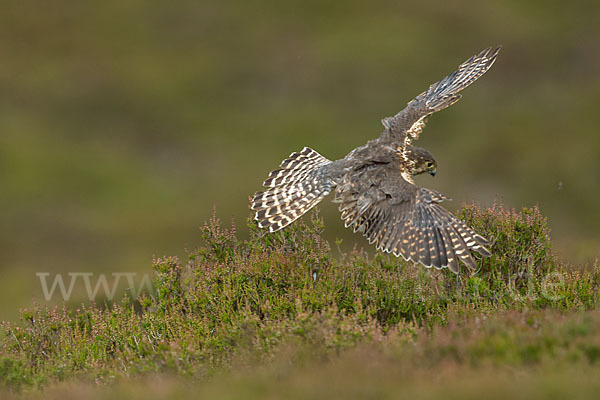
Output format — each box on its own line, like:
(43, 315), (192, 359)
(426, 161), (434, 168)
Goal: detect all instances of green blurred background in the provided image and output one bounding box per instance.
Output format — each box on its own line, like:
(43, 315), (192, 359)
(1, 0), (598, 320)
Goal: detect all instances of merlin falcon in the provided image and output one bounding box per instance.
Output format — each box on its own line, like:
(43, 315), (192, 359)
(251, 47), (500, 273)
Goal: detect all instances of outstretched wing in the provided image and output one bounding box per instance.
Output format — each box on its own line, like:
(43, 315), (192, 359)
(380, 46), (501, 150)
(334, 165), (491, 272)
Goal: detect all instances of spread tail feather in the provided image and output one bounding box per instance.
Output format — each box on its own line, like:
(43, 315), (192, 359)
(252, 147), (332, 232)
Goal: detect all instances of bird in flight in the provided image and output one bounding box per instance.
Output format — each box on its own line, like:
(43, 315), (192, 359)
(251, 46), (500, 273)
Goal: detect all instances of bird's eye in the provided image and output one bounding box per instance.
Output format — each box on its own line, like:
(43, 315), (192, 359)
(426, 161), (434, 168)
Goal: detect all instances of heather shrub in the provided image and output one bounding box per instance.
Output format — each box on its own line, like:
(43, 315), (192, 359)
(459, 201), (554, 276)
(0, 204), (598, 390)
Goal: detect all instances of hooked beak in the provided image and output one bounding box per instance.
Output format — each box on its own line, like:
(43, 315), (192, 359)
(429, 169), (437, 177)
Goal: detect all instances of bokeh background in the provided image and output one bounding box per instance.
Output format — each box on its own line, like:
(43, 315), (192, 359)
(1, 0), (598, 320)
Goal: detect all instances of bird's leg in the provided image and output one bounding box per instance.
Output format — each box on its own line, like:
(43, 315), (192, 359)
(427, 268), (444, 298)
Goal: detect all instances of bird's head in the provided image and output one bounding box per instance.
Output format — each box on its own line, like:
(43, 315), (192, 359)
(405, 146), (437, 177)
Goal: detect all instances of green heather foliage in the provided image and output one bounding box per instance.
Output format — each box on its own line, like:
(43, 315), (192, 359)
(459, 202), (555, 276)
(1, 205), (599, 390)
